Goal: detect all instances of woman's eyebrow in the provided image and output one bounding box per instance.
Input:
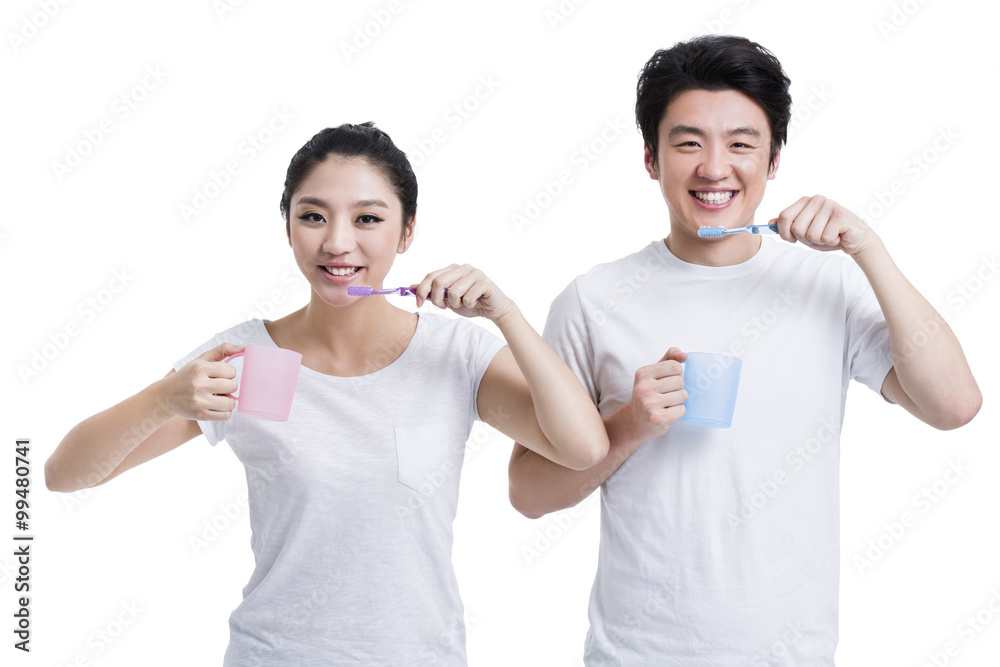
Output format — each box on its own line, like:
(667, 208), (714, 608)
(353, 198), (389, 209)
(295, 196), (389, 209)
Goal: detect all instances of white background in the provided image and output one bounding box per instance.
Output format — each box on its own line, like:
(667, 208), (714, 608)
(3, 0), (998, 665)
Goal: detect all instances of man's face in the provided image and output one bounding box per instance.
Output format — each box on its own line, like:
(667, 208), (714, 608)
(645, 88), (779, 236)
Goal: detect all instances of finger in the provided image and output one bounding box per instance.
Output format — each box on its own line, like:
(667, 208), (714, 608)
(429, 264), (465, 308)
(660, 386), (688, 407)
(803, 199), (836, 246)
(663, 404), (686, 423)
(818, 200), (845, 246)
(448, 268), (486, 309)
(206, 393), (238, 413)
(415, 266), (452, 304)
(205, 360), (239, 380)
(649, 358), (684, 379)
(206, 377), (239, 395)
(200, 342), (245, 363)
(789, 195), (827, 242)
(659, 346), (687, 363)
(773, 196), (811, 242)
(408, 283), (424, 308)
(200, 399), (237, 420)
(652, 374), (685, 394)
(445, 272), (475, 309)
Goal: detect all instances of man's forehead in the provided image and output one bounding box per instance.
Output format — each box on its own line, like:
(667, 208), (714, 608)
(659, 89), (770, 136)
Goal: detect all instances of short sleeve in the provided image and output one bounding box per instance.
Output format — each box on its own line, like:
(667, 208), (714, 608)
(542, 279), (599, 405)
(464, 322), (507, 423)
(843, 263), (894, 395)
(171, 332), (229, 447)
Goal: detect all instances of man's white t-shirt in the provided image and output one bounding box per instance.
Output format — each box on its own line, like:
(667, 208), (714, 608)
(172, 314), (505, 666)
(543, 238), (893, 666)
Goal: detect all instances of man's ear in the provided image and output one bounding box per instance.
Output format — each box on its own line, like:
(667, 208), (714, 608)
(768, 147), (781, 180)
(643, 144), (659, 180)
(398, 217), (415, 253)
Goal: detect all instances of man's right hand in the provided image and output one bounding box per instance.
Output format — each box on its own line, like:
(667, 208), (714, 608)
(621, 346), (688, 445)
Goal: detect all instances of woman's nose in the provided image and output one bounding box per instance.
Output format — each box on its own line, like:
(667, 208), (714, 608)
(322, 219), (356, 255)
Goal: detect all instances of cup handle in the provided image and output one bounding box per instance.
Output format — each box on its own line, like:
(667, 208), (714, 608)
(222, 351), (244, 400)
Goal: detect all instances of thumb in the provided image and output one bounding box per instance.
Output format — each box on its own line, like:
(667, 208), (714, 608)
(200, 342), (245, 362)
(659, 346), (687, 363)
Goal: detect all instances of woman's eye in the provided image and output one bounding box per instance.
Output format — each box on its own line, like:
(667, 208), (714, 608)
(357, 214), (383, 225)
(299, 212), (325, 223)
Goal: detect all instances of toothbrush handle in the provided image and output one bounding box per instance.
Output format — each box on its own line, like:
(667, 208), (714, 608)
(401, 286), (449, 297)
(752, 224), (779, 235)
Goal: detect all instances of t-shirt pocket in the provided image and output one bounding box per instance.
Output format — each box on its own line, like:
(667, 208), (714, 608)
(394, 424), (457, 496)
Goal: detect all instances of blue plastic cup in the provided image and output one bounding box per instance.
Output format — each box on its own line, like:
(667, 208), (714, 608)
(680, 352), (742, 428)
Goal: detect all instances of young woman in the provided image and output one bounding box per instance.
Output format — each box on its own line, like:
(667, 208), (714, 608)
(45, 122), (609, 666)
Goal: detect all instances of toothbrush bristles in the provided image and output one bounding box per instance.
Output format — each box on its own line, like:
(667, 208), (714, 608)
(697, 226), (726, 238)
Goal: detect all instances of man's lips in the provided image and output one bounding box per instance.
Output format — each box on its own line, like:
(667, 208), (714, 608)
(691, 190), (738, 209)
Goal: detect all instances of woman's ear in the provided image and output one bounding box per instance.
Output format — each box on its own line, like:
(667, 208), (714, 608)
(398, 216), (415, 253)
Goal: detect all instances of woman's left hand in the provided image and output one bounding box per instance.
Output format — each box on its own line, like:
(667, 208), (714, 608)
(412, 264), (513, 322)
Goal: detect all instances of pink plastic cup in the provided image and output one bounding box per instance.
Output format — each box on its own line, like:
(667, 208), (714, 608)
(222, 345), (302, 421)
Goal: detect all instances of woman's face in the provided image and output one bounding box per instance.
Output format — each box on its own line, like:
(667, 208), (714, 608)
(288, 156), (412, 307)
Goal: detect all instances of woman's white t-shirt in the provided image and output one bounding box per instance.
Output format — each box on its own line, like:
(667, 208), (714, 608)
(172, 313), (505, 666)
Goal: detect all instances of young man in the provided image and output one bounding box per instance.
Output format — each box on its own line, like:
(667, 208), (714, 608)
(508, 35), (981, 665)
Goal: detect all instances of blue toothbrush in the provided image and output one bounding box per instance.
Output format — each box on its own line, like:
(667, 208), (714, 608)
(698, 224), (778, 238)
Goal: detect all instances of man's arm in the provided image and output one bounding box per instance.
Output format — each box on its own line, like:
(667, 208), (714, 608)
(856, 240), (981, 429)
(509, 348), (687, 519)
(773, 196), (982, 429)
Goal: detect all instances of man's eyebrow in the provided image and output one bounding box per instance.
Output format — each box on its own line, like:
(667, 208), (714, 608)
(667, 125), (762, 139)
(668, 125), (705, 138)
(295, 196), (390, 209)
(728, 127), (761, 138)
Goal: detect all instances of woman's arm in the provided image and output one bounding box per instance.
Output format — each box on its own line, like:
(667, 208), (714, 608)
(414, 265), (609, 471)
(508, 348), (688, 518)
(44, 342), (244, 492)
(475, 303), (609, 470)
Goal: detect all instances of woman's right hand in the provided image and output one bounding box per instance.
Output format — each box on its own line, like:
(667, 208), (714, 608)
(161, 343), (245, 421)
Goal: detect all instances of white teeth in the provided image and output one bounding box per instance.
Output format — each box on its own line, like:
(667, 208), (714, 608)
(323, 266), (360, 276)
(694, 191), (735, 204)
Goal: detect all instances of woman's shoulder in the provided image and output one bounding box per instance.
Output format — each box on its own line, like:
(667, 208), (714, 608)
(415, 311), (504, 349)
(214, 318), (271, 346)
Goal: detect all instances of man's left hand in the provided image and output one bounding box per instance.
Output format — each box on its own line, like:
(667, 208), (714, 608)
(770, 195), (874, 257)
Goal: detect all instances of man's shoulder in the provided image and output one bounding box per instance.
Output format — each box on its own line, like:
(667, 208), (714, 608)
(766, 240), (867, 284)
(568, 241), (663, 292)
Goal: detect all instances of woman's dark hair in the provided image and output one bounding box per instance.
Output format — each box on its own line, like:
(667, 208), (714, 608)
(636, 35), (791, 170)
(279, 122), (417, 238)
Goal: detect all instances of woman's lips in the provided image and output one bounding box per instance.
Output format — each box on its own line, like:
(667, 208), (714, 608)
(319, 265), (363, 283)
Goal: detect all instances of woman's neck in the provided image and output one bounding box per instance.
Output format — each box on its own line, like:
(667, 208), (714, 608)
(272, 293), (418, 377)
